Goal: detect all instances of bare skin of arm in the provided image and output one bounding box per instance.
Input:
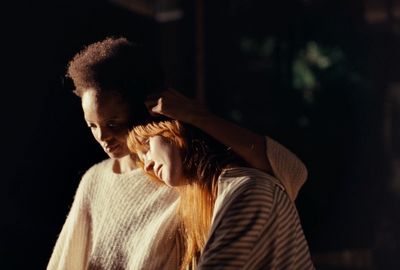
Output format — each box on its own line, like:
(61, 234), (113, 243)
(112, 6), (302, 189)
(145, 89), (273, 174)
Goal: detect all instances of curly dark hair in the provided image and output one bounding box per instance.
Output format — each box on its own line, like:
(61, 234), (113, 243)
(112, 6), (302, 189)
(67, 36), (165, 124)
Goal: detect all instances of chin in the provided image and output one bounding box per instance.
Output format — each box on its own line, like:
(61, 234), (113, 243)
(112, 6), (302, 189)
(162, 179), (173, 187)
(107, 150), (128, 159)
(165, 176), (185, 187)
(163, 177), (177, 187)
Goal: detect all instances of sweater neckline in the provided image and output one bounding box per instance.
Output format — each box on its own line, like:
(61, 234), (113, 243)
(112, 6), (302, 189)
(105, 158), (142, 177)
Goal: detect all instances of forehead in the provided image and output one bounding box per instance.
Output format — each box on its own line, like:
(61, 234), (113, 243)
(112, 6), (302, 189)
(149, 136), (175, 150)
(81, 89), (130, 120)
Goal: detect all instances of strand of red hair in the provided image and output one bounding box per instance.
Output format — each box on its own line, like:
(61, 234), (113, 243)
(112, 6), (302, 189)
(127, 120), (217, 269)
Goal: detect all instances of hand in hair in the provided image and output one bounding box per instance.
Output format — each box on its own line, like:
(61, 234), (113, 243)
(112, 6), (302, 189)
(145, 89), (209, 124)
(144, 89), (272, 174)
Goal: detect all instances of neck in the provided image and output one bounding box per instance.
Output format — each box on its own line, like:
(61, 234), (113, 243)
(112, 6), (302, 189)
(113, 154), (138, 174)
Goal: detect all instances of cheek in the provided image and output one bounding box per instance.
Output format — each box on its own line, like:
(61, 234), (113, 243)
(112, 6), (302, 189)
(116, 133), (130, 151)
(170, 150), (183, 175)
(167, 162), (184, 186)
(112, 129), (129, 142)
(174, 164), (183, 180)
(91, 129), (101, 142)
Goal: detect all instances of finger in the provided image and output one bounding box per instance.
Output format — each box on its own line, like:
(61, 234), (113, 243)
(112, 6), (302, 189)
(151, 101), (163, 114)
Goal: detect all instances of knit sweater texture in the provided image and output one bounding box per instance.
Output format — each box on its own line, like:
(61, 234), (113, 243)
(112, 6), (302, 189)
(47, 136), (307, 270)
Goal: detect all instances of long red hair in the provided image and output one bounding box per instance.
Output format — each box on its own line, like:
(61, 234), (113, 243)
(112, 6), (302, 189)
(127, 120), (245, 269)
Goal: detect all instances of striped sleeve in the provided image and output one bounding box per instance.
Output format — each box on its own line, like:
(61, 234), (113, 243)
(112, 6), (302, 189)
(197, 174), (314, 270)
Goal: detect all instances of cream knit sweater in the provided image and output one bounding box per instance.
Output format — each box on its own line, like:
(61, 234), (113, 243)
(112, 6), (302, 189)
(47, 137), (307, 270)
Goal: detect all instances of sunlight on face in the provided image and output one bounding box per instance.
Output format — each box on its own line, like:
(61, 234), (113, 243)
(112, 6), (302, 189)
(81, 89), (131, 159)
(140, 136), (184, 187)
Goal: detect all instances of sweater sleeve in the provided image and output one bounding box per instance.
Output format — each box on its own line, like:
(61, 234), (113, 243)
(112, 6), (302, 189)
(47, 173), (93, 270)
(265, 136), (308, 201)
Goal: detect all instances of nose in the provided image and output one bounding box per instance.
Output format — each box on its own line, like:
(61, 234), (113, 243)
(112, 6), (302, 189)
(97, 127), (112, 142)
(144, 158), (155, 174)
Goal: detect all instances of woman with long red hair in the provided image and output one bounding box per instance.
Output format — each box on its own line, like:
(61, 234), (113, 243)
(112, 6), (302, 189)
(128, 118), (315, 270)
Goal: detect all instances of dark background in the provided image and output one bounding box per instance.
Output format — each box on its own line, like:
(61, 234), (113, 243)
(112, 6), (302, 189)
(1, 0), (400, 269)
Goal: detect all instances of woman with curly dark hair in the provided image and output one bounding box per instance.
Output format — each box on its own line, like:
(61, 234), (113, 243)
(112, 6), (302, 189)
(47, 36), (308, 269)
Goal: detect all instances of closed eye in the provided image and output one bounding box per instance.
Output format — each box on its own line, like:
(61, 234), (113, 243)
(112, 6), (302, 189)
(107, 122), (119, 128)
(107, 121), (127, 130)
(137, 138), (150, 154)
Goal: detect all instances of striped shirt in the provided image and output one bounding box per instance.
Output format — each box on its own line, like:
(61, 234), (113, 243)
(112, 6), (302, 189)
(197, 167), (315, 270)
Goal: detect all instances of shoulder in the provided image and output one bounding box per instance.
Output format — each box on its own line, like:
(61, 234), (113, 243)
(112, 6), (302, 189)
(213, 167), (285, 221)
(209, 168), (284, 238)
(220, 168), (299, 223)
(74, 159), (113, 198)
(83, 158), (113, 175)
(79, 158), (117, 184)
(218, 167), (284, 197)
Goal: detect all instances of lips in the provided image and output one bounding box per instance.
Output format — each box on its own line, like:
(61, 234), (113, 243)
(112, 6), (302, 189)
(104, 143), (119, 153)
(154, 165), (163, 179)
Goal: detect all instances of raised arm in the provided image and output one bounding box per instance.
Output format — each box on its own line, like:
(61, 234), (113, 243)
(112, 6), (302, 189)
(145, 89), (307, 200)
